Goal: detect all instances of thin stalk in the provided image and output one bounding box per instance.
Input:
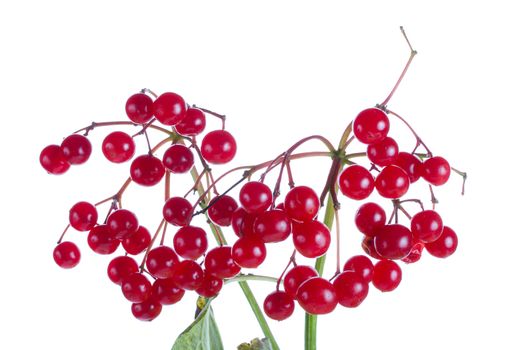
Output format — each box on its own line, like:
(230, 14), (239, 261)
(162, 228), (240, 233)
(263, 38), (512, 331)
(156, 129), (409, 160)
(225, 274), (278, 285)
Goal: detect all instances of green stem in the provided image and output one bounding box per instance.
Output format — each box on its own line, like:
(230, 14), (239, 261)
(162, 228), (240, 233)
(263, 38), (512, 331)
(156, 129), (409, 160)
(225, 274), (278, 285)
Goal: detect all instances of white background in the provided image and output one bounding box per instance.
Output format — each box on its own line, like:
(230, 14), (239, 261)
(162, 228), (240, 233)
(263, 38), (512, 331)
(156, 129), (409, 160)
(1, 1), (523, 349)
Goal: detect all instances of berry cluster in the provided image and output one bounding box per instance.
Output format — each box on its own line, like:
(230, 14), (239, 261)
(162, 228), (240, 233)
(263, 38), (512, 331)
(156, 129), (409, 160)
(43, 28), (465, 333)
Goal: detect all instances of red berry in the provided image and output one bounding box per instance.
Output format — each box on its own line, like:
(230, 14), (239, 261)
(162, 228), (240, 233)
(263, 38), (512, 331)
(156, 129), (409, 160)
(253, 209), (291, 243)
(239, 181), (273, 214)
(204, 246), (240, 279)
(231, 207), (257, 237)
(196, 272), (223, 298)
(366, 136), (399, 166)
(172, 260), (204, 290)
(121, 272), (152, 303)
(87, 224), (120, 254)
(354, 202), (386, 237)
(421, 156), (451, 186)
(126, 93), (154, 124)
(375, 165), (410, 199)
(107, 256), (139, 285)
(354, 108), (390, 144)
(173, 225), (208, 260)
(145, 246), (180, 279)
(163, 197), (193, 227)
(292, 220), (331, 258)
(284, 186), (320, 223)
(208, 195), (238, 227)
(162, 144), (194, 174)
(425, 226), (458, 258)
(374, 224), (413, 260)
(40, 144), (70, 174)
(201, 130), (237, 164)
(372, 260), (402, 292)
(122, 226), (151, 255)
(333, 271), (368, 308)
(107, 209), (139, 240)
(361, 236), (382, 260)
(152, 92), (187, 126)
(130, 154), (165, 186)
(401, 241), (425, 264)
(339, 165), (375, 200)
(152, 278), (185, 305)
(283, 265), (318, 299)
(102, 131), (135, 163)
(60, 134), (92, 165)
(394, 152), (422, 183)
(53, 241), (80, 268)
(69, 201), (98, 231)
(264, 290), (295, 321)
(343, 255), (374, 283)
(296, 277), (338, 315)
(131, 297), (162, 321)
(232, 236), (267, 268)
(410, 210), (443, 243)
(175, 107), (206, 136)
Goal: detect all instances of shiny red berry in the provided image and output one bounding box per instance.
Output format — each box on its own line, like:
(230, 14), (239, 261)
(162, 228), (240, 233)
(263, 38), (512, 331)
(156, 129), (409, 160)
(284, 186), (320, 223)
(130, 154), (165, 186)
(343, 255), (374, 283)
(122, 226), (151, 255)
(107, 209), (139, 240)
(264, 290), (295, 321)
(421, 156), (451, 186)
(175, 107), (206, 136)
(239, 181), (273, 214)
(375, 165), (410, 199)
(232, 236), (267, 268)
(374, 224), (413, 260)
(366, 136), (399, 166)
(410, 210), (443, 243)
(107, 255), (139, 285)
(196, 272), (223, 298)
(394, 152), (422, 183)
(126, 93), (154, 124)
(40, 144), (70, 174)
(401, 241), (425, 263)
(173, 226), (208, 260)
(69, 201), (98, 231)
(425, 226), (458, 258)
(231, 207), (257, 237)
(372, 260), (402, 292)
(172, 260), (204, 290)
(361, 236), (382, 260)
(163, 197), (193, 227)
(121, 272), (152, 303)
(152, 278), (185, 305)
(204, 246), (240, 279)
(60, 134), (92, 165)
(201, 130), (237, 164)
(145, 246), (179, 279)
(152, 92), (187, 126)
(253, 209), (291, 243)
(354, 202), (386, 237)
(208, 195), (238, 227)
(292, 220), (331, 258)
(162, 144), (194, 174)
(283, 265), (318, 299)
(53, 241), (80, 268)
(339, 165), (375, 200)
(87, 224), (120, 254)
(296, 277), (337, 315)
(131, 297), (162, 321)
(102, 131), (135, 163)
(333, 271), (368, 308)
(354, 108), (390, 144)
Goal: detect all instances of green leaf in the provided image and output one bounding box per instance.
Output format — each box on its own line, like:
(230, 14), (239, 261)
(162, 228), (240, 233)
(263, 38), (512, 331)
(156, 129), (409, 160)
(172, 299), (224, 350)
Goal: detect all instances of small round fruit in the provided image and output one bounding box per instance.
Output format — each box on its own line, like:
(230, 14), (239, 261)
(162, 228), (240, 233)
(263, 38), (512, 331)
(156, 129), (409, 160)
(421, 156), (451, 186)
(343, 255), (374, 283)
(162, 144), (194, 174)
(264, 290), (295, 321)
(231, 207), (257, 237)
(204, 246), (240, 279)
(130, 154), (165, 186)
(292, 220), (331, 258)
(284, 186), (320, 223)
(201, 130), (237, 164)
(208, 195), (238, 227)
(411, 210), (443, 243)
(283, 265), (318, 299)
(196, 272), (223, 298)
(394, 152), (422, 183)
(239, 181), (273, 214)
(40, 144), (70, 174)
(375, 165), (410, 199)
(232, 236), (267, 268)
(87, 224), (120, 254)
(122, 226), (151, 255)
(354, 202), (386, 237)
(163, 197), (193, 227)
(425, 226), (458, 258)
(152, 278), (185, 305)
(126, 93), (154, 124)
(107, 209), (139, 240)
(374, 224), (413, 260)
(131, 297), (162, 321)
(361, 236), (382, 260)
(339, 165), (375, 200)
(53, 241), (81, 268)
(145, 246), (179, 279)
(366, 136), (399, 166)
(333, 271), (368, 308)
(253, 209), (292, 243)
(173, 226), (208, 260)
(175, 107), (206, 136)
(107, 255), (139, 285)
(372, 260), (402, 292)
(152, 92), (187, 126)
(172, 260), (204, 290)
(296, 277), (338, 315)
(102, 131), (135, 163)
(69, 201), (98, 231)
(121, 272), (152, 303)
(354, 108), (390, 144)
(60, 134), (92, 165)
